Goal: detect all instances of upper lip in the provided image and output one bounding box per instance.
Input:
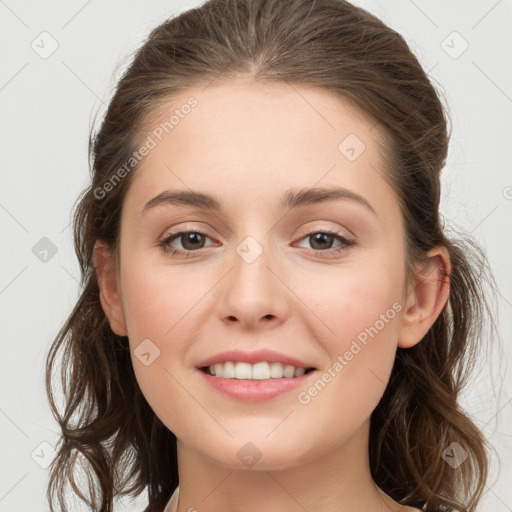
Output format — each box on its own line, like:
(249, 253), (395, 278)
(196, 349), (315, 369)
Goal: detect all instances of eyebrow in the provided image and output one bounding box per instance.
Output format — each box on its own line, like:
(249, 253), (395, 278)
(143, 186), (376, 215)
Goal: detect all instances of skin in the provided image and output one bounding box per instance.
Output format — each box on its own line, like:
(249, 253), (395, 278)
(95, 77), (450, 512)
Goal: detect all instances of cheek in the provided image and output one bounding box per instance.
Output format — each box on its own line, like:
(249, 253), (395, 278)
(120, 258), (201, 343)
(292, 261), (404, 411)
(118, 257), (215, 404)
(295, 258), (405, 346)
(118, 260), (203, 432)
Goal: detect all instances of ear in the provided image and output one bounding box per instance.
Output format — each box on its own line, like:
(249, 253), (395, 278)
(93, 240), (128, 336)
(397, 245), (451, 349)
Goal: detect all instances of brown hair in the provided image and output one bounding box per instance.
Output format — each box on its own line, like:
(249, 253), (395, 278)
(46, 0), (498, 510)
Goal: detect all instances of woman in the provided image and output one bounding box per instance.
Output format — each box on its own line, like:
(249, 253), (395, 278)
(46, 0), (496, 510)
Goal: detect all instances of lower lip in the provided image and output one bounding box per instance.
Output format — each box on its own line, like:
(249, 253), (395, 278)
(197, 369), (315, 402)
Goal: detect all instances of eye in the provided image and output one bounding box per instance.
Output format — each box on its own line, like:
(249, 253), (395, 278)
(159, 230), (215, 257)
(295, 229), (355, 257)
(158, 228), (355, 258)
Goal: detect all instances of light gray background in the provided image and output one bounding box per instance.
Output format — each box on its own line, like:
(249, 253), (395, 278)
(1, 1), (511, 510)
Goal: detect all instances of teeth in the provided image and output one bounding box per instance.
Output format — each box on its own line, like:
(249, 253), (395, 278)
(206, 361), (310, 379)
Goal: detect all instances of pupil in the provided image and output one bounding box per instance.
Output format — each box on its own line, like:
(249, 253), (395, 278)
(184, 233), (203, 249)
(312, 233), (332, 250)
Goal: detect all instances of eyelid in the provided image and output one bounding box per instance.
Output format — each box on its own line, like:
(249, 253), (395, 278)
(294, 223), (356, 246)
(295, 224), (349, 239)
(296, 221), (356, 239)
(159, 226), (217, 248)
(160, 222), (214, 240)
(159, 224), (351, 243)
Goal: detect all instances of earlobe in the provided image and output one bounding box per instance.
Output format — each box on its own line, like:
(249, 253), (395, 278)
(397, 246), (451, 349)
(93, 240), (128, 337)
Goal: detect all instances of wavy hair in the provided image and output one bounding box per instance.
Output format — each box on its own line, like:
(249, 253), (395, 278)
(46, 0), (498, 510)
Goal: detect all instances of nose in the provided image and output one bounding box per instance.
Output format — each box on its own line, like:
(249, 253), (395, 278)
(216, 237), (290, 329)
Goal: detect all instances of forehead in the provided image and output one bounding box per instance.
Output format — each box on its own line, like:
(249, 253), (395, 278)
(125, 78), (398, 221)
(141, 78), (382, 160)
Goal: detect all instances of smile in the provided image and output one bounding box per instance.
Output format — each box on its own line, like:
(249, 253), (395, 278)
(201, 361), (316, 379)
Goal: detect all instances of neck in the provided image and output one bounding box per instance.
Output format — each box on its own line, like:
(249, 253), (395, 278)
(174, 420), (398, 512)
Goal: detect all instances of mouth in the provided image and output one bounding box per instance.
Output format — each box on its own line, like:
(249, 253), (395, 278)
(199, 361), (317, 380)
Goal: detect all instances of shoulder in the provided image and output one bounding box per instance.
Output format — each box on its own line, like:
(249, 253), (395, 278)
(163, 485), (179, 512)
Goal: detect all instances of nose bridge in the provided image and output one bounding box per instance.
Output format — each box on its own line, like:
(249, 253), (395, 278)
(217, 230), (288, 325)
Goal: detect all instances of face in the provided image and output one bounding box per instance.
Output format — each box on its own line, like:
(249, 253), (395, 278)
(104, 78), (417, 470)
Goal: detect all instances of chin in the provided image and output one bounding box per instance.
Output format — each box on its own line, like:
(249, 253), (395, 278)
(199, 436), (314, 471)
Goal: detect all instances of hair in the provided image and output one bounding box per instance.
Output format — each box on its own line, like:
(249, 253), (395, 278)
(46, 0), (499, 511)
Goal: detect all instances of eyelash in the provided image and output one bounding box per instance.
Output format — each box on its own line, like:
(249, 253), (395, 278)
(158, 228), (356, 259)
